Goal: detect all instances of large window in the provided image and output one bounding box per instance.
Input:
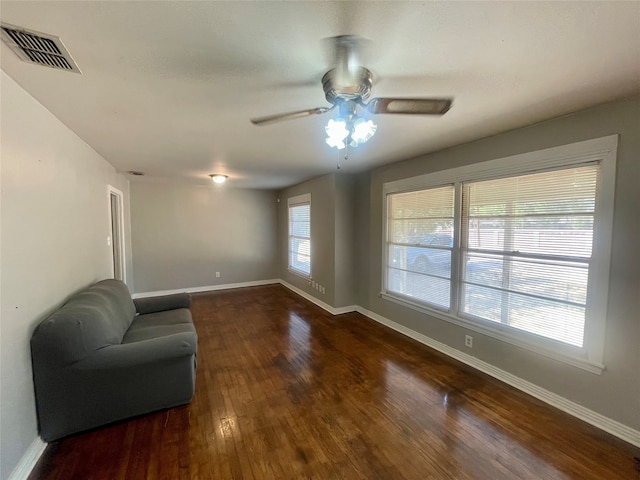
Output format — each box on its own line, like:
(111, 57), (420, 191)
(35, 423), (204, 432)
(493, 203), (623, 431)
(288, 194), (311, 276)
(383, 136), (617, 372)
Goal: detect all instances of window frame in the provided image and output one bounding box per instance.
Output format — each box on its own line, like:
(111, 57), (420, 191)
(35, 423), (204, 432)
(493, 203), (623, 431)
(381, 135), (618, 373)
(288, 193), (311, 278)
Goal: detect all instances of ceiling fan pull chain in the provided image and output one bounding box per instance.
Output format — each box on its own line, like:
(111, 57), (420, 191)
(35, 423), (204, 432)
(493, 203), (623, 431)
(337, 142), (349, 169)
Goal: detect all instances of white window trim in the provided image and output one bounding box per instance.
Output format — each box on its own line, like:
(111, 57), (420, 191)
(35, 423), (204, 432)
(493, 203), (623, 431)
(288, 193), (311, 278)
(382, 135), (618, 374)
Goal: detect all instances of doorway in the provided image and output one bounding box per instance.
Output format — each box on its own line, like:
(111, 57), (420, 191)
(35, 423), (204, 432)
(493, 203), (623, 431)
(108, 186), (126, 282)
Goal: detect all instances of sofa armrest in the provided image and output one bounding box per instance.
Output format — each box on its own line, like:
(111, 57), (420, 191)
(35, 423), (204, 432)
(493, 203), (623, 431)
(75, 331), (197, 371)
(133, 293), (191, 315)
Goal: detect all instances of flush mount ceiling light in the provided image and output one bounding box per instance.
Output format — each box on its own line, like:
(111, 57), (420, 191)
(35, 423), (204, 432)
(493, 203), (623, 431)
(209, 174), (228, 184)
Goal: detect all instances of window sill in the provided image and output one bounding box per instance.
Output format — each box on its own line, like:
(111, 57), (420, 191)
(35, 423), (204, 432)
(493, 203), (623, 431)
(287, 268), (311, 280)
(379, 291), (605, 375)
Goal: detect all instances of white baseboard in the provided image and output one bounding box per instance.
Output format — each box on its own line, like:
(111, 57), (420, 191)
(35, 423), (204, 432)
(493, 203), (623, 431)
(355, 306), (640, 448)
(131, 279), (280, 299)
(279, 280), (357, 315)
(8, 437), (47, 480)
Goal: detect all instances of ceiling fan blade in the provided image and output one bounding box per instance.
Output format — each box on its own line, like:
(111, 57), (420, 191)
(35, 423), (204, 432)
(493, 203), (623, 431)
(250, 107), (330, 126)
(367, 98), (453, 115)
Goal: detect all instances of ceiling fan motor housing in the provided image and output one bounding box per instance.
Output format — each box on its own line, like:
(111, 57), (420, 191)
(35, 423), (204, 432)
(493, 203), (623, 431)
(322, 67), (373, 104)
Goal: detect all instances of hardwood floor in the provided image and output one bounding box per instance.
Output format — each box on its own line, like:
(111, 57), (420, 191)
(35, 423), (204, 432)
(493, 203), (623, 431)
(30, 285), (639, 479)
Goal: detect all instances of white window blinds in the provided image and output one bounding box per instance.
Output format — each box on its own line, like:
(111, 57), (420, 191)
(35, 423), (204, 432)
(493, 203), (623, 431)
(461, 165), (598, 347)
(387, 185), (455, 309)
(288, 198), (311, 276)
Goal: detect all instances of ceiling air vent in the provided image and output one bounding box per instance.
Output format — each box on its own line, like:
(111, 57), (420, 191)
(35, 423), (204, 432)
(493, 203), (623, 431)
(1, 23), (81, 73)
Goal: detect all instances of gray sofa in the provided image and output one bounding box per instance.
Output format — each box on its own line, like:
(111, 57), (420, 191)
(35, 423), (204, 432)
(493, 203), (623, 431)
(31, 279), (197, 442)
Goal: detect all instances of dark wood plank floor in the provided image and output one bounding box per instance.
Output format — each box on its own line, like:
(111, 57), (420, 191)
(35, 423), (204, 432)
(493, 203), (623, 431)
(30, 285), (639, 479)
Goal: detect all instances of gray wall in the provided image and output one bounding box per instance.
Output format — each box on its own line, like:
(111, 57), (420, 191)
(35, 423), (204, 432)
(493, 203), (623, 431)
(130, 180), (279, 293)
(0, 72), (132, 480)
(278, 173), (358, 308)
(334, 174), (357, 308)
(354, 171), (372, 307)
(356, 95), (640, 430)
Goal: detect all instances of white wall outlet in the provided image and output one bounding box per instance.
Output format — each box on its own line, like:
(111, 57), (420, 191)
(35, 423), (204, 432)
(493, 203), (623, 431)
(465, 335), (473, 348)
(215, 272), (220, 278)
(321, 286), (325, 294)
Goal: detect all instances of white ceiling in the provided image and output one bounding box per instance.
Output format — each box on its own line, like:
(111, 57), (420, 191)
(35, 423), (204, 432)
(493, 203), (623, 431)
(1, 1), (639, 189)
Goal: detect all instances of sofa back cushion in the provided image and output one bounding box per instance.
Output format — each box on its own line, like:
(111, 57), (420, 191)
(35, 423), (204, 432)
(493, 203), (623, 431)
(31, 279), (136, 366)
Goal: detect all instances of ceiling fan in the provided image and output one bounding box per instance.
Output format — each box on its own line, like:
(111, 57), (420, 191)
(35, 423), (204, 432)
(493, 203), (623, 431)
(251, 35), (453, 151)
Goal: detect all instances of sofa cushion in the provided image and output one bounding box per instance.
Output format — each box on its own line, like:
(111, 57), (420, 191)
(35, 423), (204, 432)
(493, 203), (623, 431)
(130, 308), (193, 329)
(89, 279), (137, 334)
(31, 279), (137, 365)
(121, 321), (195, 344)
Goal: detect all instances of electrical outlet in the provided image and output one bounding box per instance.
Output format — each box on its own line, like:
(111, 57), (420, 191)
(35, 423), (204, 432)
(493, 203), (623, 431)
(215, 272), (220, 278)
(465, 335), (473, 348)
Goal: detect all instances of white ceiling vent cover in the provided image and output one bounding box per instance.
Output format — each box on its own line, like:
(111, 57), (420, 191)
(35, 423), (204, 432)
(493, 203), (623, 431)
(1, 23), (81, 73)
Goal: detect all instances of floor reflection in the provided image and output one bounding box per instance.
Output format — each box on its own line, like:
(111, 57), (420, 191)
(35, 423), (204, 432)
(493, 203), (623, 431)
(383, 360), (570, 479)
(288, 311), (310, 351)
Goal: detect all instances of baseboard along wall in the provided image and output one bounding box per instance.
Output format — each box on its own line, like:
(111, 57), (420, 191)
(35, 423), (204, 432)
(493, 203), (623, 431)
(8, 437), (47, 480)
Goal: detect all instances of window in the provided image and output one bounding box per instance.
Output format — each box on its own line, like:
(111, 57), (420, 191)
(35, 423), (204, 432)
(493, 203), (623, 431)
(288, 194), (311, 276)
(383, 136), (617, 372)
(461, 167), (596, 347)
(387, 186), (455, 309)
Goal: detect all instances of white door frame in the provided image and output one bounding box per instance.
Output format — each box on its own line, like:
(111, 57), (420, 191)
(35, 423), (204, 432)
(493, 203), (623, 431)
(107, 185), (126, 283)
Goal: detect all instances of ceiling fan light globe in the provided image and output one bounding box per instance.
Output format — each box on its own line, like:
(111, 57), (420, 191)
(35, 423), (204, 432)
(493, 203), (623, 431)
(352, 118), (377, 144)
(326, 136), (346, 149)
(325, 118), (349, 140)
